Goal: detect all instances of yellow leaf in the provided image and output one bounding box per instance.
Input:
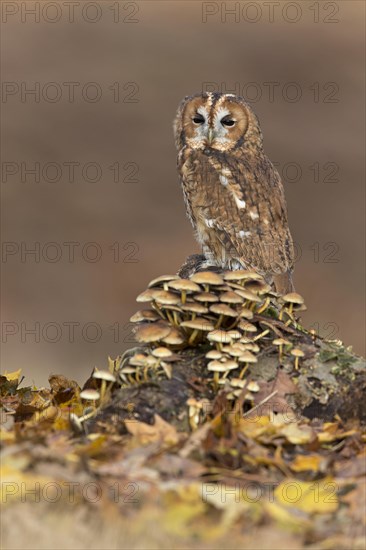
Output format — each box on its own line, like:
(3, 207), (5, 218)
(236, 415), (274, 439)
(280, 422), (315, 444)
(275, 478), (338, 514)
(2, 368), (22, 382)
(290, 454), (323, 472)
(126, 414), (179, 446)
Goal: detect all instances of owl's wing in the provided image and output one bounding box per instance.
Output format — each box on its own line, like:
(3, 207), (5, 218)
(202, 153), (295, 276)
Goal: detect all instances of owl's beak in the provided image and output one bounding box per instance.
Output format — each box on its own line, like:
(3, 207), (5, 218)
(207, 128), (215, 145)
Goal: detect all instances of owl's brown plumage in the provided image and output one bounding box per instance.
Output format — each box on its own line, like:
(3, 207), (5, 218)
(174, 92), (295, 294)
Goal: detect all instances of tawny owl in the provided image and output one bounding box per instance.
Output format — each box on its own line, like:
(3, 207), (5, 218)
(174, 92), (295, 294)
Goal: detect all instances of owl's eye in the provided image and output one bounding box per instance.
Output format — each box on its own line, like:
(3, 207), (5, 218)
(192, 114), (205, 125)
(221, 116), (235, 128)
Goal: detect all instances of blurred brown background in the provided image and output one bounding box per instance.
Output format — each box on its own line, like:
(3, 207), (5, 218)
(1, 1), (365, 386)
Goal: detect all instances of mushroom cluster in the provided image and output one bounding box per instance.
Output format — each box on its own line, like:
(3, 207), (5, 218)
(121, 270), (306, 386)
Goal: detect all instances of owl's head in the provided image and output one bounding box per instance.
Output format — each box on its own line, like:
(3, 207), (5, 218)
(174, 92), (263, 153)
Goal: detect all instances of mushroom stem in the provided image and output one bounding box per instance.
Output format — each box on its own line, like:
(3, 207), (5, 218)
(215, 314), (224, 329)
(253, 329), (270, 341)
(256, 297), (270, 315)
(188, 329), (199, 345)
(100, 380), (107, 401)
(239, 364), (249, 379)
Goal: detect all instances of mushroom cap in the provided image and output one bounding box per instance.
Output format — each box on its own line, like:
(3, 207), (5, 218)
(161, 328), (185, 345)
(136, 289), (158, 303)
(273, 338), (290, 346)
(222, 346), (243, 357)
(234, 288), (261, 302)
(151, 290), (181, 305)
(282, 292), (305, 305)
(190, 271), (224, 286)
(223, 270), (262, 281)
(244, 343), (260, 353)
(129, 354), (155, 367)
(207, 330), (232, 344)
(247, 381), (260, 392)
(245, 281), (271, 294)
(238, 351), (258, 363)
(291, 348), (305, 358)
(134, 322), (171, 343)
(226, 330), (242, 340)
(220, 359), (239, 370)
(230, 378), (246, 388)
(180, 318), (215, 331)
(238, 308), (254, 319)
(209, 303), (238, 317)
(152, 347), (173, 358)
(120, 366), (138, 373)
(80, 389), (100, 401)
(219, 291), (243, 304)
(205, 350), (223, 360)
(130, 309), (160, 323)
(180, 303), (209, 314)
(148, 274), (180, 288)
(159, 304), (182, 313)
(168, 279), (201, 293)
(194, 292), (218, 303)
(92, 370), (116, 382)
(207, 360), (230, 372)
(238, 320), (258, 332)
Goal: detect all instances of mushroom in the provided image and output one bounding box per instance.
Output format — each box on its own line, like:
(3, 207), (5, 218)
(238, 308), (254, 320)
(220, 359), (239, 378)
(238, 320), (258, 335)
(207, 329), (233, 351)
(206, 349), (223, 360)
(134, 321), (171, 344)
(161, 327), (185, 347)
(136, 288), (159, 303)
(223, 270), (263, 284)
(180, 302), (209, 317)
(148, 274), (180, 290)
(219, 291), (243, 305)
(233, 288), (261, 305)
(186, 397), (203, 430)
(280, 293), (305, 320)
(80, 388), (100, 402)
(79, 389), (100, 421)
(291, 348), (304, 370)
(159, 304), (182, 325)
(92, 370), (116, 400)
(272, 337), (291, 361)
(180, 318), (215, 345)
(167, 279), (201, 304)
(130, 309), (161, 323)
(209, 303), (237, 328)
(191, 271), (224, 291)
(194, 292), (219, 305)
(207, 360), (230, 387)
(238, 351), (258, 378)
(151, 290), (181, 306)
(119, 365), (138, 385)
(151, 347), (174, 359)
(226, 330), (242, 340)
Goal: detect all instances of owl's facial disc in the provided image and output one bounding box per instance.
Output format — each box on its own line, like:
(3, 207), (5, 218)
(183, 95), (249, 151)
